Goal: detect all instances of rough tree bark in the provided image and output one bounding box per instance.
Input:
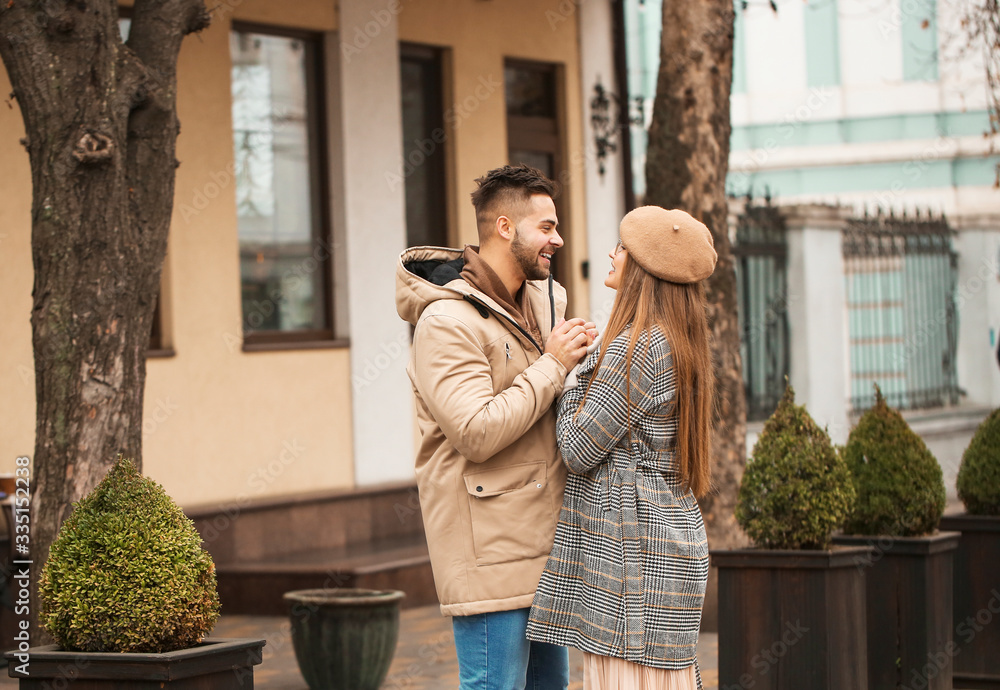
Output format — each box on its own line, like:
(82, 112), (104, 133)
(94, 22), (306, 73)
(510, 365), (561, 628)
(644, 0), (747, 626)
(0, 0), (208, 634)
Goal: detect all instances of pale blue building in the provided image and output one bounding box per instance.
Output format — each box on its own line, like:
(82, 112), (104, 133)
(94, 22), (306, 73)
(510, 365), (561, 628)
(625, 0), (998, 213)
(623, 0), (1000, 494)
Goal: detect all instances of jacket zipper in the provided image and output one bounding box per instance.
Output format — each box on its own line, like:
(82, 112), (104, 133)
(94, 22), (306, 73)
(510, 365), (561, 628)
(463, 294), (545, 355)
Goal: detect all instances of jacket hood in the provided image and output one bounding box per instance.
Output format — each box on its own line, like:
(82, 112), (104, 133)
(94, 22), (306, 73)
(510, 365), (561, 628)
(396, 245), (567, 342)
(395, 246), (471, 326)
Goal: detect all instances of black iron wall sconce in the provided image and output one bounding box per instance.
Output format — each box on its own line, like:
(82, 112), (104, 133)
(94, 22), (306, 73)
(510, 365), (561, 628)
(590, 79), (644, 176)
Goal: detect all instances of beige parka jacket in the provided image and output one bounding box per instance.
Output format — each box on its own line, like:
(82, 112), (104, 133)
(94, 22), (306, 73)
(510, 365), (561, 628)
(395, 246), (569, 617)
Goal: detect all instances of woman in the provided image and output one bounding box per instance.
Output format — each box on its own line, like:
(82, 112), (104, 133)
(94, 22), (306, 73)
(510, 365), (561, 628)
(527, 206), (716, 690)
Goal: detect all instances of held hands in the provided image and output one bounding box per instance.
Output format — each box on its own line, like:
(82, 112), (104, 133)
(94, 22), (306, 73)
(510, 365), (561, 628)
(544, 318), (599, 371)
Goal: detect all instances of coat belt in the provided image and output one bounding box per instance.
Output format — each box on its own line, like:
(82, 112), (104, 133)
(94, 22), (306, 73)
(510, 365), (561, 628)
(613, 443), (646, 657)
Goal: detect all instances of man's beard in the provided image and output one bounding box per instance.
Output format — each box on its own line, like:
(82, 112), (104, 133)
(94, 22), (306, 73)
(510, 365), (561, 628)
(511, 228), (551, 281)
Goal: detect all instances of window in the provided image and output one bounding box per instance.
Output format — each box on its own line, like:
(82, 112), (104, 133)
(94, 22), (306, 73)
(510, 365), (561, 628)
(843, 214), (959, 412)
(401, 44), (448, 248)
(147, 294), (169, 356)
(506, 60), (560, 177)
(230, 25), (333, 347)
(505, 60), (567, 285)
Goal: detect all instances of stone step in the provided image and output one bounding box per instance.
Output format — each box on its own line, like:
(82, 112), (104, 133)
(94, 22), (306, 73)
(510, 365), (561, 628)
(215, 534), (437, 616)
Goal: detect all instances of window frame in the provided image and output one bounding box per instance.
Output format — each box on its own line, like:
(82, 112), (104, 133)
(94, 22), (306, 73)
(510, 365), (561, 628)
(230, 21), (340, 351)
(400, 42), (450, 249)
(504, 58), (569, 290)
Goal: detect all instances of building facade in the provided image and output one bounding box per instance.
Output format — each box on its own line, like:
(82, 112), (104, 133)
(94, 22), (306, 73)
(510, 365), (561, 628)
(0, 0), (630, 511)
(625, 0), (999, 496)
(627, 0), (998, 215)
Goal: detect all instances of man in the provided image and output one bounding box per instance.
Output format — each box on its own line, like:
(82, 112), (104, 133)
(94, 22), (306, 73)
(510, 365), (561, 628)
(395, 165), (594, 689)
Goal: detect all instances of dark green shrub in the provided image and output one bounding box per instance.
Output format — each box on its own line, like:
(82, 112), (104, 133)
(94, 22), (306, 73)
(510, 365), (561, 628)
(736, 385), (856, 550)
(956, 408), (1000, 515)
(40, 456), (220, 653)
(842, 386), (946, 536)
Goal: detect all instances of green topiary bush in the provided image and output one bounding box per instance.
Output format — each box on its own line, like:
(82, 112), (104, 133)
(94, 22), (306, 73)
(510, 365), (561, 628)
(956, 408), (1000, 516)
(736, 385), (856, 550)
(40, 456), (220, 653)
(841, 385), (946, 536)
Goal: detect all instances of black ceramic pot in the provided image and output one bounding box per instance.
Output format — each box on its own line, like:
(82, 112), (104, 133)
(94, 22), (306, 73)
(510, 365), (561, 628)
(284, 588), (405, 690)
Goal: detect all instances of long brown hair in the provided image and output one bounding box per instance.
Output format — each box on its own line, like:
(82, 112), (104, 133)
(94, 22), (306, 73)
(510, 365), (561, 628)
(587, 252), (714, 497)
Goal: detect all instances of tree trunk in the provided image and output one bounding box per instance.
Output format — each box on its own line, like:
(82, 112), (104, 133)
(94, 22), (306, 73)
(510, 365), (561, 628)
(644, 0), (747, 552)
(0, 0), (208, 637)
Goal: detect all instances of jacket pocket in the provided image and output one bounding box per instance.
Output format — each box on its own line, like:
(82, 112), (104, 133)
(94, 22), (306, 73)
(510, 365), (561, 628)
(463, 461), (551, 566)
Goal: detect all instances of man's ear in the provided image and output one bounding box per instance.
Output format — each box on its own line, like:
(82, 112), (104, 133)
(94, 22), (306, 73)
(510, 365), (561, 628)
(495, 215), (515, 241)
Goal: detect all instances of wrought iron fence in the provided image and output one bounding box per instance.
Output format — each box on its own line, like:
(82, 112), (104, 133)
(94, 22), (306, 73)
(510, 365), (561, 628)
(733, 196), (790, 421)
(843, 209), (961, 412)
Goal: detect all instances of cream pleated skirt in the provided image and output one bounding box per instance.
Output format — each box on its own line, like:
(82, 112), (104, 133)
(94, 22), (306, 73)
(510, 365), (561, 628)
(583, 653), (697, 690)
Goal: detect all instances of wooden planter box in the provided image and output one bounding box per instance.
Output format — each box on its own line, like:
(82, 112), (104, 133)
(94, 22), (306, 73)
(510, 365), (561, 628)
(713, 546), (871, 690)
(833, 531), (960, 690)
(939, 514), (1000, 690)
(5, 637), (265, 689)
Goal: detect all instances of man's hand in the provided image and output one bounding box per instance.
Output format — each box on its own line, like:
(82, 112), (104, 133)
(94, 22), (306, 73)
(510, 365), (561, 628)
(545, 318), (593, 370)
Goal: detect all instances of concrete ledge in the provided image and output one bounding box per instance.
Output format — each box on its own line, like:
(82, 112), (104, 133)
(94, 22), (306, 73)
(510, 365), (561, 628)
(900, 404), (993, 438)
(185, 482), (437, 615)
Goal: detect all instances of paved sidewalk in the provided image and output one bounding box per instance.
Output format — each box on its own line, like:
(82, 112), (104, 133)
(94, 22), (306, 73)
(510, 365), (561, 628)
(0, 606), (719, 688)
(212, 606), (720, 690)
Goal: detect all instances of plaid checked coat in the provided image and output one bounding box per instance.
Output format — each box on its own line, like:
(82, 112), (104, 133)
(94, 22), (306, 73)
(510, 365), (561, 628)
(527, 327), (708, 682)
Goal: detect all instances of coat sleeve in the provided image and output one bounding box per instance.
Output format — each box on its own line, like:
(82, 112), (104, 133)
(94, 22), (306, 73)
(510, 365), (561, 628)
(556, 333), (671, 474)
(412, 312), (567, 463)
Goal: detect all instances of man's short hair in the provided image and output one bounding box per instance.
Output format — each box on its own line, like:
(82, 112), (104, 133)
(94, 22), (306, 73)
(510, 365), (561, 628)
(471, 165), (557, 240)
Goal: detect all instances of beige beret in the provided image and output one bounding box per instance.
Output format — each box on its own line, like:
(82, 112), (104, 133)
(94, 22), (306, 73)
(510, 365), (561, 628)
(619, 206), (718, 284)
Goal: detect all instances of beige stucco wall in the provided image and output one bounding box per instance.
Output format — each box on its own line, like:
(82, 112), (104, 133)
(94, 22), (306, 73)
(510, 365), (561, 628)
(0, 0), (589, 506)
(0, 81), (34, 470)
(0, 6), (353, 508)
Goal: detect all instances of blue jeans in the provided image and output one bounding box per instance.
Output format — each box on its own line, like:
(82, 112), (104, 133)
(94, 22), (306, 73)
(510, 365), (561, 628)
(452, 607), (569, 690)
